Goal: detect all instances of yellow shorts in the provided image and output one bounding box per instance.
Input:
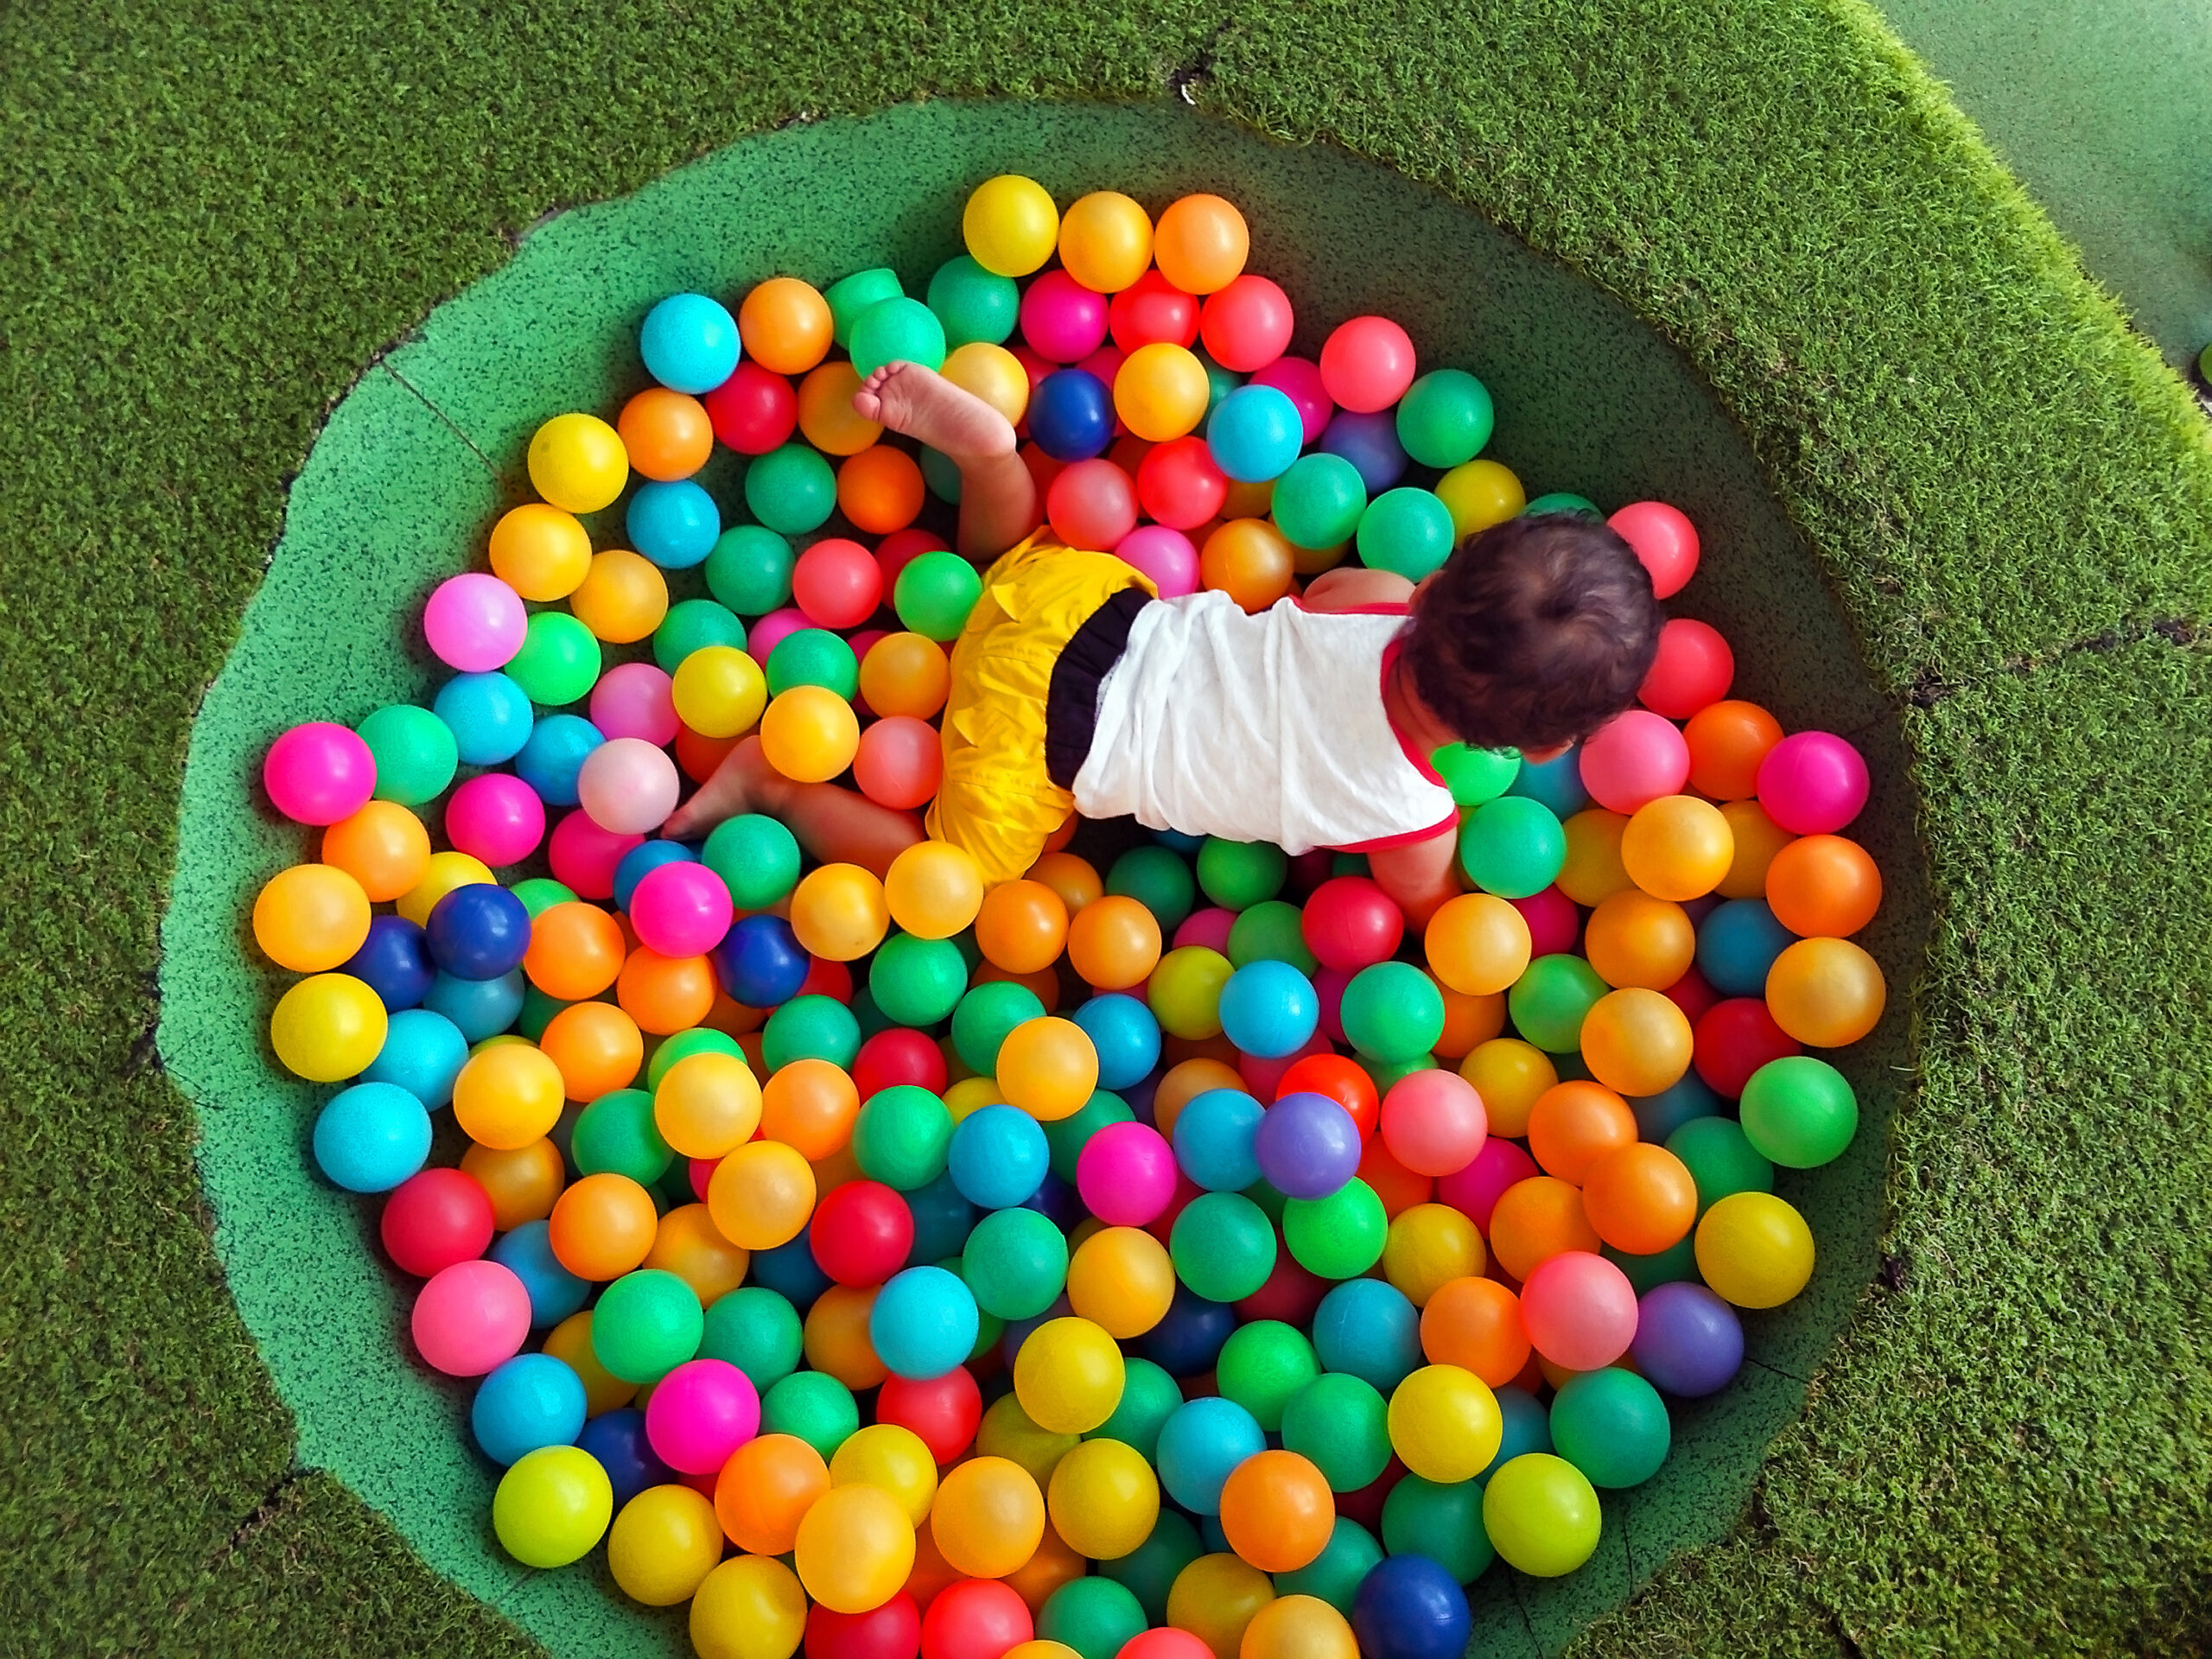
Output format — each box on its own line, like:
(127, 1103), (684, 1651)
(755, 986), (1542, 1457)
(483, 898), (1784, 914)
(927, 534), (1154, 887)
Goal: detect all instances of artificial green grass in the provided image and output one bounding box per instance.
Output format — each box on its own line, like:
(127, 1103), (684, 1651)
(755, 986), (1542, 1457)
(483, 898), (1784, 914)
(1, 2), (2209, 1657)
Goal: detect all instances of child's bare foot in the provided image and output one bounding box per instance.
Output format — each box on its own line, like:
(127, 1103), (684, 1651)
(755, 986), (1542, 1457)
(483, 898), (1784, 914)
(663, 735), (772, 840)
(853, 361), (1015, 461)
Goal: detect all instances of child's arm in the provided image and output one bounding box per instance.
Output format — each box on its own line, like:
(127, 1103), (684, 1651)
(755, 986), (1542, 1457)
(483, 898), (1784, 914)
(1300, 566), (1416, 613)
(1366, 822), (1462, 929)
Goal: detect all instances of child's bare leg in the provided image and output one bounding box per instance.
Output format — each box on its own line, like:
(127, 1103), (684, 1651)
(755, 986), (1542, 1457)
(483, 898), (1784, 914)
(854, 361), (1037, 560)
(663, 736), (925, 879)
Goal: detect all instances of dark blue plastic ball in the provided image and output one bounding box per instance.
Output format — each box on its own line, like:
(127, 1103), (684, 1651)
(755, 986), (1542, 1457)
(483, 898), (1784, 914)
(424, 883), (532, 981)
(342, 915), (436, 1010)
(1028, 369), (1115, 461)
(711, 913), (810, 1007)
(1319, 409), (1409, 494)
(1351, 1554), (1471, 1659)
(1141, 1284), (1237, 1376)
(1019, 1170), (1086, 1231)
(575, 1407), (675, 1508)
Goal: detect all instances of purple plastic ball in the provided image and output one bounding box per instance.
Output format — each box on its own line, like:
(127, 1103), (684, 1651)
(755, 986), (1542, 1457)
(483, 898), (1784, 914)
(1629, 1280), (1745, 1397)
(1253, 1090), (1363, 1199)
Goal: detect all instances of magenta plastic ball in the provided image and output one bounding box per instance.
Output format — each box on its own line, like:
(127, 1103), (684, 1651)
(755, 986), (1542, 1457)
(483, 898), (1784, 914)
(264, 721), (378, 825)
(1020, 270), (1111, 364)
(1172, 907), (1237, 955)
(1313, 966), (1350, 1046)
(412, 1258), (531, 1376)
(1606, 501), (1700, 600)
(1637, 619), (1735, 721)
(630, 861), (735, 957)
(547, 808), (644, 900)
(576, 737), (681, 836)
(1077, 1121), (1179, 1226)
(1756, 731), (1870, 835)
(746, 607), (809, 666)
(1510, 887), (1580, 957)
(589, 661), (680, 746)
(443, 772), (547, 868)
(1578, 709), (1692, 815)
(1300, 876), (1404, 973)
(1319, 316), (1417, 413)
(1520, 1249), (1639, 1371)
(423, 572), (527, 672)
(1254, 1091), (1363, 1198)
(1379, 1070), (1488, 1178)
(1046, 460), (1140, 550)
(1115, 525), (1199, 598)
(644, 1357), (761, 1474)
(1249, 356), (1333, 442)
(1435, 1137), (1538, 1233)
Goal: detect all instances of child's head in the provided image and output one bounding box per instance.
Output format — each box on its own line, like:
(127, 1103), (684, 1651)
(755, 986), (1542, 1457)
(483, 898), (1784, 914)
(1402, 512), (1664, 753)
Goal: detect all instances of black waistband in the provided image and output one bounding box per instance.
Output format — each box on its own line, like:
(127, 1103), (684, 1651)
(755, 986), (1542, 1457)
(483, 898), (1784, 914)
(1045, 587), (1153, 790)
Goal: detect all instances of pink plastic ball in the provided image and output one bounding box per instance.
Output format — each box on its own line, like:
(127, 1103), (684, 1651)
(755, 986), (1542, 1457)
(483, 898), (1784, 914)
(1756, 731), (1870, 835)
(547, 808), (644, 900)
(443, 772), (547, 868)
(1319, 317), (1417, 414)
(1198, 275), (1294, 373)
(1077, 1122), (1179, 1227)
(577, 737), (682, 836)
(1436, 1137), (1538, 1233)
(1172, 907), (1236, 955)
(1510, 887), (1580, 957)
(1300, 876), (1404, 973)
(1249, 356), (1334, 443)
(1607, 502), (1700, 600)
(747, 607), (810, 667)
(1046, 460), (1140, 551)
(645, 1357), (761, 1474)
(1637, 618), (1734, 720)
(589, 661), (680, 746)
(1579, 709), (1692, 815)
(1115, 525), (1199, 598)
(423, 572), (528, 672)
(848, 628), (890, 668)
(1379, 1070), (1489, 1178)
(631, 861), (735, 957)
(412, 1258), (531, 1376)
(1519, 1250), (1639, 1371)
(793, 538), (884, 631)
(264, 721), (378, 825)
(1020, 270), (1111, 364)
(853, 715), (943, 811)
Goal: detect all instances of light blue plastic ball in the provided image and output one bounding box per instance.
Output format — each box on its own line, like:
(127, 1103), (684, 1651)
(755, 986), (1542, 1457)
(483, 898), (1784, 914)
(1311, 1278), (1423, 1391)
(1206, 385), (1306, 484)
(423, 969), (525, 1043)
(1217, 959), (1319, 1059)
(627, 478), (721, 569)
(1478, 1384), (1554, 1480)
(311, 1082), (431, 1192)
(1155, 1395), (1266, 1514)
(512, 713), (603, 808)
(471, 1352), (588, 1465)
(946, 1105), (1051, 1211)
(1696, 899), (1797, 997)
(1071, 993), (1162, 1092)
(613, 839), (698, 912)
(431, 671), (533, 766)
(640, 293), (741, 395)
(1507, 745), (1592, 818)
(1173, 1088), (1266, 1193)
(362, 1007), (469, 1109)
(490, 1220), (593, 1328)
(869, 1265), (982, 1381)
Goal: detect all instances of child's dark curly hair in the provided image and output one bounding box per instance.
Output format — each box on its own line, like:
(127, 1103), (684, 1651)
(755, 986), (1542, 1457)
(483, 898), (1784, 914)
(1400, 513), (1664, 753)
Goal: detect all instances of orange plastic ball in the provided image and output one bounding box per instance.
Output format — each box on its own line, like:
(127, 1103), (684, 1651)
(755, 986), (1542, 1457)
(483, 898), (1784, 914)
(1685, 700), (1784, 801)
(1419, 1275), (1531, 1387)
(655, 1051), (764, 1160)
(1058, 191), (1154, 293)
(717, 1433), (831, 1556)
(1357, 1136), (1434, 1220)
(488, 502), (593, 601)
(548, 1172), (659, 1280)
(252, 863), (372, 973)
(760, 1058), (861, 1159)
(931, 1457), (1046, 1580)
(1556, 809), (1633, 906)
(543, 1311), (639, 1415)
(858, 632), (951, 720)
(452, 1043), (566, 1150)
(1004, 1522), (1085, 1612)
(709, 1140), (817, 1251)
(616, 947), (719, 1035)
(1200, 519), (1294, 613)
(1580, 1143), (1699, 1255)
(976, 880), (1071, 975)
(1150, 1058), (1243, 1141)
(1217, 1451), (1333, 1573)
(806, 1284), (887, 1390)
(1114, 343), (1211, 442)
(885, 841), (985, 941)
(798, 361), (883, 455)
(645, 1201), (752, 1305)
(617, 386), (714, 481)
(760, 685), (860, 784)
(1456, 1039), (1557, 1139)
(1716, 799), (1796, 899)
(1526, 1081), (1638, 1183)
(1485, 1175), (1604, 1282)
(1153, 194), (1249, 295)
(524, 901), (628, 1001)
(1026, 852), (1103, 917)
(1433, 987), (1505, 1059)
(1765, 938), (1886, 1046)
(538, 1000), (645, 1099)
(1066, 894), (1163, 990)
(790, 863), (892, 961)
(996, 1017), (1099, 1122)
(570, 548), (671, 644)
(1582, 890), (1696, 990)
(1579, 987), (1694, 1096)
(1621, 795), (1734, 902)
(838, 446), (926, 536)
(1423, 893), (1532, 997)
(321, 801), (431, 904)
(741, 276), (835, 375)
(460, 1137), (566, 1230)
(1764, 835), (1883, 938)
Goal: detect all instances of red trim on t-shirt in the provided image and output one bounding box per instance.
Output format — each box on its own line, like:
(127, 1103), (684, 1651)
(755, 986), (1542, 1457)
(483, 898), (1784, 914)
(1378, 639), (1447, 786)
(1290, 595), (1452, 849)
(1336, 812), (1462, 855)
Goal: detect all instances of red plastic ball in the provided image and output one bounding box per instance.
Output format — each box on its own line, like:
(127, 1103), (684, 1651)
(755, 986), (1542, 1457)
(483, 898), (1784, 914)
(792, 537), (884, 631)
(1118, 1632), (1214, 1659)
(1135, 436), (1228, 530)
(809, 1592), (924, 1659)
(798, 956), (855, 1003)
(1046, 459), (1140, 550)
(1236, 1249), (1331, 1327)
(1109, 270), (1201, 350)
(1077, 344), (1127, 396)
(1692, 997), (1802, 1098)
(1274, 1051), (1381, 1139)
(876, 528), (950, 594)
(920, 1578), (1032, 1659)
(1607, 501), (1700, 600)
(1300, 875), (1406, 972)
(853, 1028), (949, 1100)
(1662, 964), (1719, 1026)
(702, 361), (798, 454)
(1511, 887), (1580, 958)
(1142, 1171), (1206, 1249)
(876, 1367), (984, 1463)
(1319, 316), (1417, 413)
(1198, 274), (1294, 372)
(1335, 1455), (1408, 1534)
(1637, 618), (1736, 719)
(809, 1179), (915, 1286)
(380, 1167), (494, 1278)
(854, 715), (944, 810)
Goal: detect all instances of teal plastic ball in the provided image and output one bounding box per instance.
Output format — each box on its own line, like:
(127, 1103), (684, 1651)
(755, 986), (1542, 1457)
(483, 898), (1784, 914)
(1458, 795), (1567, 899)
(1356, 487), (1456, 580)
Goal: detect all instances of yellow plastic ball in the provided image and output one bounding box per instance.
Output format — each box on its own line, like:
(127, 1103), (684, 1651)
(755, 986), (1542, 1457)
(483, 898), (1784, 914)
(569, 548), (671, 644)
(1621, 794), (1734, 902)
(528, 412), (629, 514)
(760, 684), (860, 784)
(691, 1554), (809, 1659)
(995, 1016), (1099, 1122)
(1717, 799), (1796, 899)
(1058, 191), (1154, 293)
(607, 1483), (724, 1605)
(709, 1140), (817, 1251)
(488, 502), (593, 601)
(1434, 459), (1526, 537)
(395, 849), (495, 926)
(1114, 343), (1210, 442)
(789, 862), (891, 962)
(1694, 1191), (1815, 1307)
(794, 1482), (914, 1614)
(1014, 1316), (1126, 1435)
(964, 175), (1061, 278)
(543, 1311), (639, 1416)
(1008, 1644), (1084, 1659)
(270, 972), (388, 1083)
(1066, 1225), (1176, 1338)
(831, 1422), (940, 1526)
(252, 862), (372, 973)
(1578, 987), (1694, 1096)
(1456, 1038), (1558, 1139)
(1764, 937), (1887, 1047)
(1422, 892), (1532, 997)
(1382, 1204), (1486, 1309)
(943, 341), (1031, 426)
(976, 1392), (1078, 1487)
(885, 840), (986, 940)
(1046, 1437), (1160, 1561)
(643, 1200), (751, 1305)
(1556, 809), (1633, 907)
(1167, 1553), (1276, 1659)
(1240, 1595), (1359, 1659)
(671, 645), (768, 741)
(931, 1454), (1046, 1579)
(453, 1041), (566, 1150)
(1387, 1363), (1503, 1484)
(493, 1445), (613, 1567)
(654, 1051), (763, 1160)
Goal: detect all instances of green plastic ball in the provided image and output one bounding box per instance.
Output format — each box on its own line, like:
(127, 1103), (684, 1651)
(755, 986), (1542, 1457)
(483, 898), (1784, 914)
(1269, 452), (1368, 550)
(1738, 1055), (1859, 1168)
(702, 813), (802, 910)
(1664, 1116), (1776, 1216)
(1548, 1367), (1671, 1489)
(357, 703), (457, 805)
(698, 1284), (805, 1392)
(518, 983), (567, 1042)
(762, 994), (861, 1071)
(1432, 742), (1521, 807)
(920, 447), (963, 504)
(1196, 349), (1244, 418)
(951, 979), (1048, 1075)
(1101, 1510), (1204, 1624)
(760, 1368), (860, 1459)
(1215, 1319), (1320, 1433)
(569, 1088), (673, 1185)
(1356, 487), (1456, 581)
(766, 627), (860, 699)
(825, 268), (905, 348)
(1603, 1234), (1702, 1296)
(1339, 961), (1445, 1063)
(505, 611), (601, 706)
(1522, 492), (1602, 519)
(645, 1027), (744, 1090)
(1241, 1176), (1288, 1226)
(1395, 369), (1496, 469)
(1196, 838), (1288, 911)
(926, 254), (1021, 349)
(510, 877), (576, 919)
(962, 1205), (1070, 1320)
(652, 598), (748, 673)
(704, 524), (795, 615)
(850, 296), (949, 378)
(1459, 795), (1567, 899)
(868, 932), (968, 1029)
(1043, 1090), (1134, 1183)
(1283, 1179), (1386, 1279)
(893, 550), (984, 641)
(851, 1082), (954, 1191)
(1273, 1518), (1385, 1613)
(1507, 954), (1609, 1052)
(1148, 946), (1234, 1041)
(744, 444), (837, 536)
(1038, 1574), (1147, 1659)
(590, 1269), (703, 1384)
(1226, 899), (1319, 975)
(1107, 845), (1197, 932)
(1086, 1356), (1183, 1463)
(1281, 1372), (1391, 1491)
(1382, 1473), (1495, 1582)
(1359, 1054), (1437, 1096)
(1169, 1192), (1277, 1303)
(1482, 1453), (1601, 1577)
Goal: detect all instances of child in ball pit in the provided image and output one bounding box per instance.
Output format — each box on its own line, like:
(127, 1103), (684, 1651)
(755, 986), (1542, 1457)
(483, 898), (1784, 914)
(665, 362), (1663, 921)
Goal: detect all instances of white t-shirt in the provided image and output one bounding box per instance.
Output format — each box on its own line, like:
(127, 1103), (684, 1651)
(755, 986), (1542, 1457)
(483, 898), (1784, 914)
(1071, 591), (1459, 855)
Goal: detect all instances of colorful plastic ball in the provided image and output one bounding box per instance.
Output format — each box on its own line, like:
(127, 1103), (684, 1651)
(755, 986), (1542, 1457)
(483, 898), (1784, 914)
(1142, 194), (1244, 294)
(1062, 1118), (1171, 1227)
(1537, 1368), (1670, 1495)
(1581, 1141), (1699, 1255)
(1197, 518), (1293, 612)
(805, 1597), (924, 1659)
(467, 1351), (587, 1467)
(251, 862), (371, 976)
(592, 1268), (707, 1385)
(264, 721), (377, 826)
(1022, 368), (1110, 463)
(1205, 385), (1303, 483)
(821, 266), (905, 345)
(1281, 1177), (1387, 1281)
(1151, 1395), (1264, 1516)
(357, 1007), (465, 1113)
(321, 802), (433, 909)
(1294, 876), (1398, 974)
(1389, 369), (1492, 470)
(310, 1080), (431, 1193)
(862, 1264), (977, 1382)
(603, 1483), (724, 1609)
(745, 442), (837, 537)
(1606, 501), (1698, 599)
(892, 549), (985, 643)
(493, 1444), (614, 1568)
(1579, 987), (1693, 1096)
(1169, 1192), (1277, 1304)
(1267, 456), (1364, 561)
(424, 677), (529, 775)
(422, 571), (525, 673)
(1480, 1453), (1599, 1578)
(1131, 437), (1225, 534)
(1379, 1476), (1491, 1587)
(1254, 1092), (1362, 1199)
(1301, 1275), (1421, 1391)
(1375, 1070), (1484, 1180)
(1059, 1224), (1173, 1340)
(1063, 999), (1156, 1098)
(1205, 961), (1311, 1060)
(528, 411), (629, 514)
(639, 1356), (760, 1475)
(1172, 1088), (1264, 1193)
(700, 362), (798, 459)
(1452, 795), (1564, 900)
(1348, 1553), (1468, 1659)
(619, 385), (715, 483)
(1042, 455), (1137, 549)
(1337, 962), (1443, 1065)
(1384, 1363), (1502, 1484)
(423, 882), (530, 983)
(918, 1578), (1031, 1659)
(622, 478), (718, 572)
(1414, 1274), (1526, 1388)
(490, 1218), (591, 1329)
(938, 1103), (1046, 1212)
(994, 1016), (1098, 1122)
(921, 254), (1018, 351)
(1764, 937), (1885, 1046)
(1637, 618), (1734, 721)
(412, 1257), (531, 1376)
(1352, 487), (1452, 581)
(572, 1407), (671, 1511)
(1762, 834), (1880, 940)
(961, 1201), (1071, 1319)
(268, 969), (385, 1083)
(621, 858), (728, 958)
(488, 501), (592, 601)
(709, 1429), (828, 1555)
(1518, 1249), (1638, 1372)
(1683, 698), (1783, 801)
(1578, 709), (1691, 816)
(1113, 344), (1210, 443)
(732, 276), (830, 376)
(1014, 270), (1108, 365)
(692, 1554), (809, 1659)
(435, 774), (542, 873)
(1197, 273), (1294, 373)
(1053, 190), (1152, 294)
(1694, 899), (1795, 1000)
(1739, 1054), (1858, 1167)
(640, 292), (741, 393)
(1694, 1188), (1816, 1309)
(1629, 1280), (1745, 1396)
(1014, 1315), (1126, 1435)
(568, 554), (675, 658)
(794, 1481), (916, 1616)
(1622, 794), (1734, 903)
(1208, 1451), (1331, 1576)
(505, 610), (604, 708)
(847, 296), (947, 380)
(929, 1452), (1046, 1579)
(965, 175), (1061, 277)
